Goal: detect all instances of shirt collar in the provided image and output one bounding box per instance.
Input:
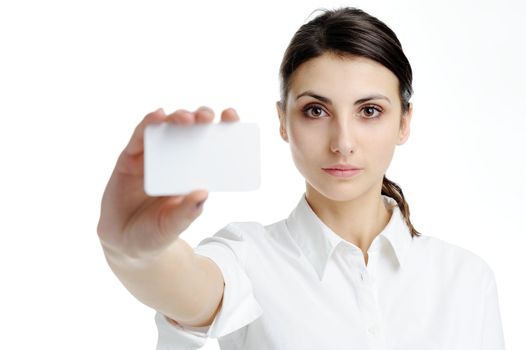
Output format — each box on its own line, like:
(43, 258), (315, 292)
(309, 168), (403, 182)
(285, 193), (413, 280)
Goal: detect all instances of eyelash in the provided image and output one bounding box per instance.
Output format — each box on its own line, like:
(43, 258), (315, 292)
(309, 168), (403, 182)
(302, 103), (383, 120)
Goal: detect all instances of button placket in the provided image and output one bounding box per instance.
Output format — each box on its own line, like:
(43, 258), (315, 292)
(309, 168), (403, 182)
(357, 256), (385, 347)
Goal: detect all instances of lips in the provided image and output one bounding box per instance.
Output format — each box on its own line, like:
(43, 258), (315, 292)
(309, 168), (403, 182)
(323, 164), (362, 171)
(323, 168), (362, 178)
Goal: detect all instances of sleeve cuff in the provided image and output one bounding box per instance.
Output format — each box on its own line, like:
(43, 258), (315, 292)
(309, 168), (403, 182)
(155, 311), (208, 350)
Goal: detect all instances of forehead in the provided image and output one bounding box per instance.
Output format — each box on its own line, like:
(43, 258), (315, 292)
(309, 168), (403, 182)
(289, 53), (399, 100)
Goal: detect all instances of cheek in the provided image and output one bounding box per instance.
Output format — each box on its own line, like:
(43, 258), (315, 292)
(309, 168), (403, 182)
(289, 131), (314, 160)
(287, 121), (322, 165)
(288, 120), (311, 146)
(366, 135), (397, 171)
(349, 123), (397, 171)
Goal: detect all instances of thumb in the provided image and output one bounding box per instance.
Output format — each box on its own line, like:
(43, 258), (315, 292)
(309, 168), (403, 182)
(159, 190), (209, 238)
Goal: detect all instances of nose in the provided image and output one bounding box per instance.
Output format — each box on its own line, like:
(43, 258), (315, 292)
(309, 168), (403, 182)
(329, 118), (355, 155)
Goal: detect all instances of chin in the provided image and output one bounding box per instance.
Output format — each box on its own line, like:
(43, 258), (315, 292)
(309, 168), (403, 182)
(325, 190), (363, 202)
(308, 179), (365, 202)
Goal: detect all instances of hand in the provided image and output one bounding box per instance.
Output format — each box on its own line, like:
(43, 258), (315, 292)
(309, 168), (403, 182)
(96, 106), (240, 260)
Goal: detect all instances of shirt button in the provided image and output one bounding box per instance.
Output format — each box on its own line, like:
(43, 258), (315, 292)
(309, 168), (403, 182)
(368, 325), (380, 336)
(360, 270), (368, 282)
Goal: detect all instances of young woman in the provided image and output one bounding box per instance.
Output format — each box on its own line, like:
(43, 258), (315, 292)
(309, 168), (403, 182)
(96, 7), (505, 350)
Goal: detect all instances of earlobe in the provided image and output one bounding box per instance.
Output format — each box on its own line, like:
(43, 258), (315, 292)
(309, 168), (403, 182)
(280, 128), (289, 142)
(398, 127), (410, 145)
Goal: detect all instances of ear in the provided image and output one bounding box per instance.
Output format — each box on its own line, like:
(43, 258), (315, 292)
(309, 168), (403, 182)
(397, 103), (413, 145)
(276, 101), (289, 143)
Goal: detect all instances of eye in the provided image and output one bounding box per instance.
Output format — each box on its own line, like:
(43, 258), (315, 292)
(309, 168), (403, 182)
(302, 104), (328, 119)
(360, 105), (382, 119)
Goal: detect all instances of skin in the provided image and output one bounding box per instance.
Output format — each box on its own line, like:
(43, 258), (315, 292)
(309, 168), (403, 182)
(97, 106), (240, 328)
(276, 52), (413, 265)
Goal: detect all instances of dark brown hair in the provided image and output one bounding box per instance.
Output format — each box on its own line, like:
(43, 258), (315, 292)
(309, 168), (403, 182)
(278, 6), (421, 237)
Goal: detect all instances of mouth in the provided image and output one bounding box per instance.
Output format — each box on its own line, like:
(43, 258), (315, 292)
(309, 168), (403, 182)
(323, 163), (362, 171)
(322, 168), (362, 178)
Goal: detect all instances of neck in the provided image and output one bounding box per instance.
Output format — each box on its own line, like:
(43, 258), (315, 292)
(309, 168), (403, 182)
(305, 183), (392, 256)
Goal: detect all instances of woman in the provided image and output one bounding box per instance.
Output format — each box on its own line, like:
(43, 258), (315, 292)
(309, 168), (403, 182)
(96, 7), (505, 349)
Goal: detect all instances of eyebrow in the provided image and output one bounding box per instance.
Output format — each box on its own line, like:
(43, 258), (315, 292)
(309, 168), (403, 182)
(295, 90), (391, 105)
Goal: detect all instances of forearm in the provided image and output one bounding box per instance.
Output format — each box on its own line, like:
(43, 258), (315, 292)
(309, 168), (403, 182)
(102, 238), (206, 323)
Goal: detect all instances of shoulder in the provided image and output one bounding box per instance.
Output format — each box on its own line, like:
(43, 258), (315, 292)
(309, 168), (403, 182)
(412, 234), (495, 286)
(193, 222), (270, 271)
(205, 219), (293, 258)
(217, 219), (285, 240)
(200, 221), (266, 241)
(414, 234), (489, 265)
(194, 220), (286, 268)
(199, 221), (277, 250)
(215, 221), (267, 239)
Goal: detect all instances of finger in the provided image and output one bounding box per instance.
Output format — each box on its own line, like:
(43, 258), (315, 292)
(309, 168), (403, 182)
(124, 108), (166, 157)
(194, 106), (215, 124)
(220, 107), (240, 122)
(165, 109), (195, 125)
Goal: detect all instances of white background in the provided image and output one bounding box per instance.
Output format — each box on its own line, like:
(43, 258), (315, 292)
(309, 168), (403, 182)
(1, 0), (525, 349)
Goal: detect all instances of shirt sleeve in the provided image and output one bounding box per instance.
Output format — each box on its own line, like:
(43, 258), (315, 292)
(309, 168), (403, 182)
(155, 222), (264, 350)
(480, 269), (506, 350)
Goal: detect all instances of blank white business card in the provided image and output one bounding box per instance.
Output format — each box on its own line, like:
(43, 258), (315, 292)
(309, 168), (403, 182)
(144, 122), (260, 196)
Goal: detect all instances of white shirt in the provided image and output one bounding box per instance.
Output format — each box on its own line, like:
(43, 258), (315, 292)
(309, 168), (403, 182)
(155, 194), (505, 350)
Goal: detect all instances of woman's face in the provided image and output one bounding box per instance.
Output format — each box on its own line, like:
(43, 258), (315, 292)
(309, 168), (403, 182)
(276, 52), (412, 202)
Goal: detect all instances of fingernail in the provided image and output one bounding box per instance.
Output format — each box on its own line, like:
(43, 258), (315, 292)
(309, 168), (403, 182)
(198, 106), (213, 112)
